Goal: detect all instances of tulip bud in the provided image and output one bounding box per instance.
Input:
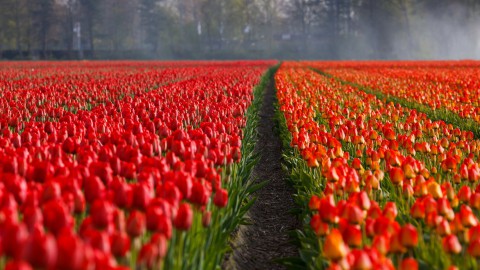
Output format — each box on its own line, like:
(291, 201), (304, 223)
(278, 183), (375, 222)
(310, 214), (329, 236)
(127, 210), (146, 238)
(56, 230), (86, 270)
(190, 181), (210, 206)
(427, 181), (442, 199)
(309, 195), (321, 211)
(137, 243), (159, 270)
(110, 231), (130, 258)
(399, 224), (418, 248)
(442, 235), (462, 254)
(323, 229), (348, 261)
(173, 203), (193, 231)
(351, 249), (372, 270)
(468, 239), (480, 257)
(3, 222), (28, 259)
(132, 183), (153, 211)
(90, 199), (114, 229)
(202, 211), (212, 227)
(146, 205), (172, 238)
(5, 261), (33, 270)
(343, 224), (362, 247)
(214, 188), (228, 208)
(150, 233), (168, 259)
(399, 258), (418, 270)
(372, 234), (390, 256)
(383, 202), (398, 221)
(458, 185), (472, 203)
(389, 167), (404, 185)
(22, 227), (57, 269)
(42, 200), (73, 235)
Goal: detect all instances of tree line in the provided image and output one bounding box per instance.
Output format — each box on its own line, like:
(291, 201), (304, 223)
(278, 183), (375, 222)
(0, 0), (478, 60)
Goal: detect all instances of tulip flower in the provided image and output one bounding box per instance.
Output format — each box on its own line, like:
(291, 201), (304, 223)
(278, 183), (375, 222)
(173, 203), (193, 231)
(323, 229), (348, 261)
(442, 235), (462, 254)
(22, 227), (57, 269)
(399, 258), (418, 270)
(127, 210), (146, 238)
(310, 214), (329, 236)
(389, 167), (404, 185)
(214, 188), (228, 208)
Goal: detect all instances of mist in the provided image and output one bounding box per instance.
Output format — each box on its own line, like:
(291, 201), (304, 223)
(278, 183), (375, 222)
(0, 0), (478, 60)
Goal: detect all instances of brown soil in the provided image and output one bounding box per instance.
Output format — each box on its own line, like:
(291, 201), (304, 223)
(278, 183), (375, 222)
(224, 71), (300, 270)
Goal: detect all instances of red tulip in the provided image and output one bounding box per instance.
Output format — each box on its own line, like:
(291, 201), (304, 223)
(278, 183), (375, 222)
(351, 249), (372, 270)
(389, 167), (404, 185)
(3, 222), (28, 259)
(56, 230), (86, 270)
(42, 199), (73, 235)
(399, 258), (418, 270)
(202, 211), (212, 227)
(137, 243), (159, 269)
(372, 234), (390, 256)
(174, 203), (193, 231)
(442, 235), (462, 254)
(90, 199), (115, 229)
(214, 188), (228, 208)
(22, 227), (57, 269)
(110, 231), (130, 258)
(399, 224), (418, 248)
(468, 239), (480, 257)
(5, 261), (33, 270)
(146, 205), (172, 237)
(150, 233), (168, 259)
(190, 180), (210, 206)
(127, 210), (146, 238)
(342, 224), (362, 247)
(310, 214), (329, 236)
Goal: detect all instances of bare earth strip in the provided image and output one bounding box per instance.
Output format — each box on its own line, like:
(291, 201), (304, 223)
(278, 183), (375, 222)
(224, 70), (300, 270)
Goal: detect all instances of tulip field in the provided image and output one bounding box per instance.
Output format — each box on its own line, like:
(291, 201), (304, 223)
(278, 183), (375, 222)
(276, 61), (480, 270)
(0, 60), (480, 270)
(0, 61), (275, 270)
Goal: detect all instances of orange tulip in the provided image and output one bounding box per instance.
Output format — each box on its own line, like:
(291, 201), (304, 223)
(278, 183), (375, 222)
(323, 229), (348, 261)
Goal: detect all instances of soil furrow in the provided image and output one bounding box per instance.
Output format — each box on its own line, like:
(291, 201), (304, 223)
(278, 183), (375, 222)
(224, 70), (299, 270)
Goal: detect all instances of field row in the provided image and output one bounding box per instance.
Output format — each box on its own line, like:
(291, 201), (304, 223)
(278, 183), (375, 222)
(277, 62), (480, 269)
(0, 61), (274, 270)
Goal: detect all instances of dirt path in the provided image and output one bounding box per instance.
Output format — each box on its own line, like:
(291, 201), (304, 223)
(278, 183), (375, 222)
(224, 70), (300, 270)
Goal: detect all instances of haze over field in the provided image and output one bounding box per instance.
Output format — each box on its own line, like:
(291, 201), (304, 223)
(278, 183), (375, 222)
(0, 0), (478, 60)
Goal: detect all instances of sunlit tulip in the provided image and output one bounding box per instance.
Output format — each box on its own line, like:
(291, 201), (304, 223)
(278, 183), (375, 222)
(399, 258), (418, 270)
(399, 224), (418, 248)
(442, 235), (462, 254)
(323, 229), (348, 261)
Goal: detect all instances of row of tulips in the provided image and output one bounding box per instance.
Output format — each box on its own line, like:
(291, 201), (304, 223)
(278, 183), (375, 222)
(307, 61), (480, 136)
(0, 61), (275, 269)
(275, 62), (480, 269)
